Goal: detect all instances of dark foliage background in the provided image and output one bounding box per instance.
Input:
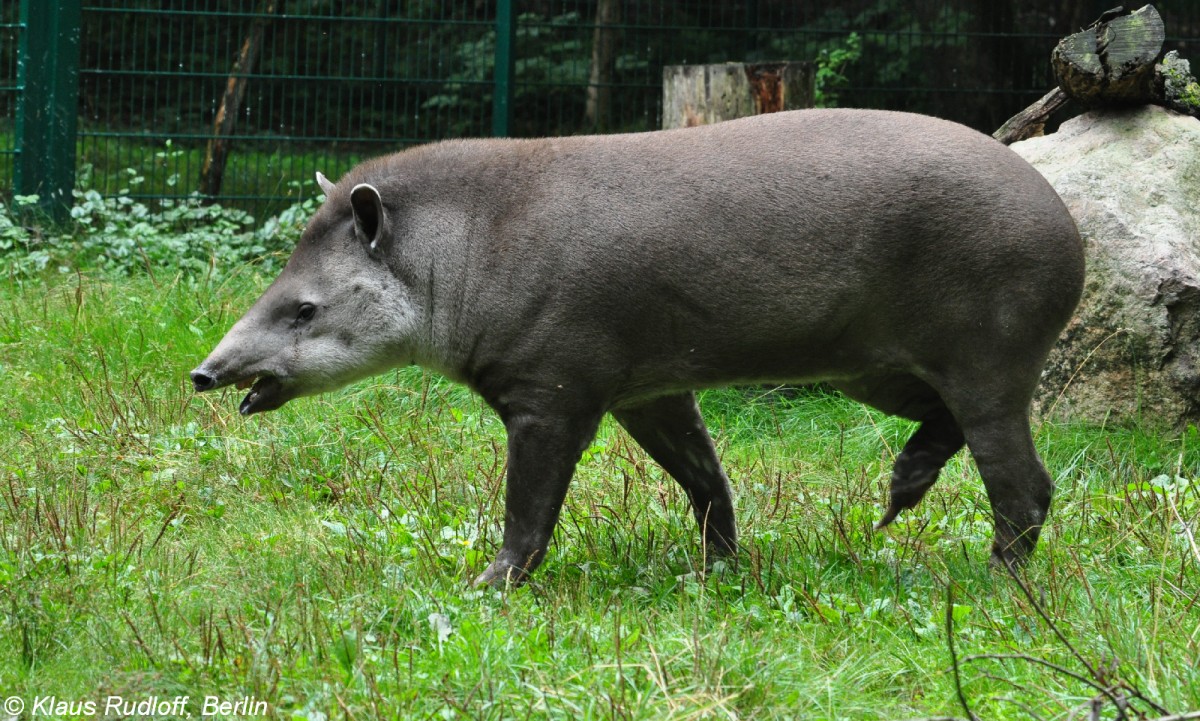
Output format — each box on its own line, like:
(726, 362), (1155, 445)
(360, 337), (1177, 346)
(1, 0), (1198, 214)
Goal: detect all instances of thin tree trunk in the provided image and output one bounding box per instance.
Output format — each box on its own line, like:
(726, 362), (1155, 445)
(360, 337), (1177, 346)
(585, 0), (621, 131)
(200, 0), (278, 200)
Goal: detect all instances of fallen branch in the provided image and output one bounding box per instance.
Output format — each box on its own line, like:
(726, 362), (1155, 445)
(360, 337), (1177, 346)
(939, 559), (1191, 719)
(993, 87), (1070, 145)
(945, 585), (981, 721)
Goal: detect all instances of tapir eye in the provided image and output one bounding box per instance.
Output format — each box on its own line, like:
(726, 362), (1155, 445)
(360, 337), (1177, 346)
(296, 303), (317, 323)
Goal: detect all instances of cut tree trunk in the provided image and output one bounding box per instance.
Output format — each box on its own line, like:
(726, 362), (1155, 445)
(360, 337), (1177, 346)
(584, 0), (620, 131)
(662, 62), (814, 130)
(200, 0), (278, 200)
(993, 4), (1194, 145)
(1052, 4), (1164, 107)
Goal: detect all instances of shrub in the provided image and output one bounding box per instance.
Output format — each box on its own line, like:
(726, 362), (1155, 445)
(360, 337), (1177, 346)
(1, 162), (319, 278)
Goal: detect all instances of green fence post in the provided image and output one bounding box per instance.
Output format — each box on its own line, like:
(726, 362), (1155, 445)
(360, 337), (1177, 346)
(14, 0), (82, 221)
(492, 0), (516, 137)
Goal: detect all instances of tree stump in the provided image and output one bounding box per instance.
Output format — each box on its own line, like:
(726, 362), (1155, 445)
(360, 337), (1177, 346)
(662, 62), (814, 130)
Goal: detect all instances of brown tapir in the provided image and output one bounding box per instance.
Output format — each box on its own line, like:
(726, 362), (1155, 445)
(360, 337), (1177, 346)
(190, 109), (1085, 587)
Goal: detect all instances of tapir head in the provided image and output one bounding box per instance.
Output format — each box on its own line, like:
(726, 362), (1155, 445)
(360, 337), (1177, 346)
(190, 173), (422, 414)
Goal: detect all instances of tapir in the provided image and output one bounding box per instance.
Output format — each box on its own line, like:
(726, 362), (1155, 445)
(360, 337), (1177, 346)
(190, 109), (1085, 587)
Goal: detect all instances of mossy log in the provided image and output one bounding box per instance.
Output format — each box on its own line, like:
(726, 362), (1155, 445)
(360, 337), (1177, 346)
(1157, 51), (1200, 115)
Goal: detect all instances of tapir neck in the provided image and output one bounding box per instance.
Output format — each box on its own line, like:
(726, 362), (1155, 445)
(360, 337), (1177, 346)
(381, 187), (479, 383)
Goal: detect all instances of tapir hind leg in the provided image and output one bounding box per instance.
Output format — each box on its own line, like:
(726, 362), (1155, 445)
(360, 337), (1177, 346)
(957, 411), (1052, 567)
(933, 364), (1055, 567)
(842, 367), (1052, 565)
(611, 392), (737, 558)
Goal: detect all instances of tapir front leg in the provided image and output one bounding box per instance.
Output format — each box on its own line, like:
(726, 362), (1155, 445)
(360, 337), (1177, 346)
(473, 407), (602, 588)
(875, 409), (965, 529)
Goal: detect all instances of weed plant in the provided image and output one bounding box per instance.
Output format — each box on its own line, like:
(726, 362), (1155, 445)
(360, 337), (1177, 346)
(0, 195), (1198, 719)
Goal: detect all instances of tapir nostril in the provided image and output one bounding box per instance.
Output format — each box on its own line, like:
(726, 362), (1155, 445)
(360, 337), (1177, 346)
(191, 370), (217, 392)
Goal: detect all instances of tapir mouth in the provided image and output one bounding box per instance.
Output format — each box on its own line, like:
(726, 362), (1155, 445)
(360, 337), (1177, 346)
(238, 374), (285, 416)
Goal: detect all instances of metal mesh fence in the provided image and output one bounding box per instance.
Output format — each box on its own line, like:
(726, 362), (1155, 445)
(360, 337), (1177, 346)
(0, 2), (20, 185)
(75, 0), (495, 216)
(2, 0), (1198, 220)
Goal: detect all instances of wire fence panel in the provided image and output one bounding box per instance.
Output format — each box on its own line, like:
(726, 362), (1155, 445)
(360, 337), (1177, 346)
(1, 0), (1198, 220)
(74, 0), (494, 219)
(0, 2), (22, 191)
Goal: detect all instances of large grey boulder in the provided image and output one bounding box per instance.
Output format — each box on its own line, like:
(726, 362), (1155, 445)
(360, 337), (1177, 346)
(1011, 105), (1200, 426)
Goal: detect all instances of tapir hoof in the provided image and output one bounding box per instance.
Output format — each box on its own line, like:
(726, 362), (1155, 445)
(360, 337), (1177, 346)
(472, 560), (532, 589)
(874, 504), (902, 530)
(873, 479), (934, 528)
(989, 534), (1037, 572)
(701, 538), (739, 569)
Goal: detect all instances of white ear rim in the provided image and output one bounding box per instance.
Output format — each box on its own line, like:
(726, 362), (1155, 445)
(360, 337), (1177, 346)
(315, 171), (336, 197)
(350, 182), (385, 252)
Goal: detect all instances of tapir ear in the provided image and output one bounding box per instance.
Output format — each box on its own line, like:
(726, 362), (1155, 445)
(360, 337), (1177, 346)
(350, 183), (389, 257)
(315, 171), (336, 197)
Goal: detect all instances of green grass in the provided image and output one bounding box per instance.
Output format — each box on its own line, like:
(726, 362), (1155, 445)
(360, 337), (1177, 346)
(1, 269), (1199, 720)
